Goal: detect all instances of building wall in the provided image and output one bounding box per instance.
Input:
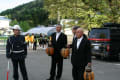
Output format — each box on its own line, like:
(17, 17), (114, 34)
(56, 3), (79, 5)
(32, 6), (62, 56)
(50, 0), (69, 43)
(0, 16), (12, 35)
(0, 20), (10, 29)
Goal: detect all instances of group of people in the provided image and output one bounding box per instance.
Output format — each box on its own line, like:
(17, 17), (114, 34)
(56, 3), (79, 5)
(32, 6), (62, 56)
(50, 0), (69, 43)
(6, 24), (91, 80)
(25, 33), (49, 50)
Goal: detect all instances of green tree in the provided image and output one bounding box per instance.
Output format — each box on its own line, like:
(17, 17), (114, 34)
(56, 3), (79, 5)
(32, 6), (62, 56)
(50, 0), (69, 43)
(19, 21), (31, 32)
(10, 19), (18, 26)
(44, 0), (120, 29)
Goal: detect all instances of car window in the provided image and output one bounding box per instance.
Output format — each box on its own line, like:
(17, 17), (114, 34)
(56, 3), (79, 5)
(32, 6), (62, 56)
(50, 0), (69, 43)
(89, 28), (109, 39)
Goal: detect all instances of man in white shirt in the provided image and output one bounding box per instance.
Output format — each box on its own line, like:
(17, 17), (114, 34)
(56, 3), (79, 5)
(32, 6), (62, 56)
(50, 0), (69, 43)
(76, 36), (83, 49)
(47, 25), (67, 80)
(71, 28), (91, 80)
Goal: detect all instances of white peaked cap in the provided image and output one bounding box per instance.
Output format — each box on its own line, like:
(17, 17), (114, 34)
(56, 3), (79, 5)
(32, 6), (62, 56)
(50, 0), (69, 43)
(12, 25), (21, 30)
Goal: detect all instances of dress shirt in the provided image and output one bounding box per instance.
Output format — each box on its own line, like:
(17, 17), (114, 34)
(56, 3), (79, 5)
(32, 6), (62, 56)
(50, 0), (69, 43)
(77, 36), (83, 49)
(56, 32), (61, 41)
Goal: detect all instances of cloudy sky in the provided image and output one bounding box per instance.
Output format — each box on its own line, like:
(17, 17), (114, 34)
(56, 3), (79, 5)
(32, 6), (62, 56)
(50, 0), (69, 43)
(0, 0), (35, 12)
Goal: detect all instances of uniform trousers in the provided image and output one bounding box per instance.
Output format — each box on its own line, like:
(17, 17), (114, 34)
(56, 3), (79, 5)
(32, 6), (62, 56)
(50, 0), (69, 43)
(11, 58), (28, 80)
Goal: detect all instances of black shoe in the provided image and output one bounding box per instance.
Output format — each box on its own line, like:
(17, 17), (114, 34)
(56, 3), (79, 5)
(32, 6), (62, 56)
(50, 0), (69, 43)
(56, 78), (60, 80)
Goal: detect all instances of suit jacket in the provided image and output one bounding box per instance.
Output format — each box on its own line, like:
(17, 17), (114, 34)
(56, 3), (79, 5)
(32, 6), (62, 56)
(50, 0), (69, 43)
(71, 35), (91, 67)
(70, 34), (87, 48)
(51, 32), (67, 56)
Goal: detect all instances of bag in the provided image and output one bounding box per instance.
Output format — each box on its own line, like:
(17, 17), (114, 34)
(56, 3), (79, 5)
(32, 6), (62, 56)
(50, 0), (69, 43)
(84, 66), (94, 80)
(61, 48), (70, 59)
(45, 47), (54, 56)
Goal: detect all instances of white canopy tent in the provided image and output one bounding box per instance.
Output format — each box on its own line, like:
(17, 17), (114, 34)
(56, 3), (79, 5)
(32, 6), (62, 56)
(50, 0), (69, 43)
(22, 26), (56, 35)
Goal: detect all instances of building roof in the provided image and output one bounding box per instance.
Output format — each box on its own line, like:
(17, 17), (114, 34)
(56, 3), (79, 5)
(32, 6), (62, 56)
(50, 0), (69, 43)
(0, 16), (11, 21)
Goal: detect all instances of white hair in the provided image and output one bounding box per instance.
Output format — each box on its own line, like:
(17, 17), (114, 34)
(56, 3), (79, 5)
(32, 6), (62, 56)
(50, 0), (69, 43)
(56, 24), (62, 27)
(77, 28), (84, 33)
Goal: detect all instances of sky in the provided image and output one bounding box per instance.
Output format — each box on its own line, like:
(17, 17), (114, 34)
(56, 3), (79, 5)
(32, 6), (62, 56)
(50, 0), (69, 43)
(0, 0), (35, 12)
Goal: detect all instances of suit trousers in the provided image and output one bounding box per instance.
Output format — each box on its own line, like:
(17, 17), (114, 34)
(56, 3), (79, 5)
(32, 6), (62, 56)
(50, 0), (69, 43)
(50, 55), (63, 79)
(11, 58), (28, 80)
(72, 65), (85, 80)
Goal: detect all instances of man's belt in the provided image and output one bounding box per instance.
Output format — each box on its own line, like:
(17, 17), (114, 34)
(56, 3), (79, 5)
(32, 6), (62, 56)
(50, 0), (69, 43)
(12, 50), (24, 54)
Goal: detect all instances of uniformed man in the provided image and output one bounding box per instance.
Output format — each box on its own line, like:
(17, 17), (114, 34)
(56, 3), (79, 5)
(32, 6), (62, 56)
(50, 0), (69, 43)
(6, 25), (28, 80)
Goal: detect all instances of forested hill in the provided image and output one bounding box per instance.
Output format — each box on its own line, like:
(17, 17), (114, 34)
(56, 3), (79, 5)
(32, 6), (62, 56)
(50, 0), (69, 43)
(0, 0), (49, 31)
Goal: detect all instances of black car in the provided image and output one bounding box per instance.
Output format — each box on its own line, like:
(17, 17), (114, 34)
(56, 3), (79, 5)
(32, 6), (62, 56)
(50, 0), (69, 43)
(88, 23), (120, 60)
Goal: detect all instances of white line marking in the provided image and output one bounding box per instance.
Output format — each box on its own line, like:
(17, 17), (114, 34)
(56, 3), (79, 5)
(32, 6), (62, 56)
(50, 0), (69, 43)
(0, 50), (6, 51)
(0, 53), (5, 55)
(114, 64), (120, 66)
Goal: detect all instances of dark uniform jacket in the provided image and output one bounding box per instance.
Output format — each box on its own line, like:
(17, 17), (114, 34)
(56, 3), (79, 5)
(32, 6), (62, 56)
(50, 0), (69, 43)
(51, 32), (67, 56)
(71, 35), (91, 67)
(6, 35), (27, 60)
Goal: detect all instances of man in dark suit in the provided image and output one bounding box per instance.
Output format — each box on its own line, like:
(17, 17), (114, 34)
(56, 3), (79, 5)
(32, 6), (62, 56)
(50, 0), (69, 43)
(47, 25), (67, 80)
(71, 28), (91, 80)
(67, 26), (79, 48)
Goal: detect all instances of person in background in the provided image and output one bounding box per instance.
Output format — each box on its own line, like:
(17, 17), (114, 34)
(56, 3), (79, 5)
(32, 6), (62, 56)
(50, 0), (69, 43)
(71, 28), (91, 80)
(39, 33), (43, 48)
(6, 25), (28, 80)
(33, 34), (37, 50)
(30, 33), (35, 49)
(43, 35), (49, 48)
(68, 26), (79, 48)
(25, 33), (30, 47)
(47, 25), (67, 80)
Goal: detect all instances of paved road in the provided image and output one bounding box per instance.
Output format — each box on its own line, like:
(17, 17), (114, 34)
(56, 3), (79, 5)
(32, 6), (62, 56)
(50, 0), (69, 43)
(0, 48), (120, 80)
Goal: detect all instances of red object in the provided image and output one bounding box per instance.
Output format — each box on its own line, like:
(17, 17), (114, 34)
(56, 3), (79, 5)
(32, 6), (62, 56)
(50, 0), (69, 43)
(88, 38), (111, 41)
(7, 71), (9, 80)
(107, 45), (110, 52)
(7, 61), (10, 80)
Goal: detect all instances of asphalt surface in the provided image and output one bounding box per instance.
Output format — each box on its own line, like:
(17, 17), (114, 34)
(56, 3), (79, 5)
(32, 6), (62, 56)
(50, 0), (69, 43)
(0, 47), (120, 80)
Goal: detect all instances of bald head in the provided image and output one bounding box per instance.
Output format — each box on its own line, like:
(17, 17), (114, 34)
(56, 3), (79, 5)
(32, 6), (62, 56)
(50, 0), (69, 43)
(56, 25), (62, 32)
(76, 28), (84, 38)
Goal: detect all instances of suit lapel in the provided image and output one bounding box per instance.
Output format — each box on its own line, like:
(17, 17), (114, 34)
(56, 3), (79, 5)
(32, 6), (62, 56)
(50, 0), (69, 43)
(53, 33), (57, 43)
(74, 38), (77, 50)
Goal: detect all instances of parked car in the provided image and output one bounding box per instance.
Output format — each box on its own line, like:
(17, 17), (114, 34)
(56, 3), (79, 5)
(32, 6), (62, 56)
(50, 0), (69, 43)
(88, 23), (120, 60)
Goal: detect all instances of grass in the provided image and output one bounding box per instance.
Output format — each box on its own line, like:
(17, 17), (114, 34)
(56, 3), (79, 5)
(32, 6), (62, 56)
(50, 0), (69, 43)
(0, 36), (8, 40)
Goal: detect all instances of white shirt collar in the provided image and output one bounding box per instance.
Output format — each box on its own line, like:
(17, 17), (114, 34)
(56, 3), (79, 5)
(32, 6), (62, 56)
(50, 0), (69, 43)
(56, 32), (61, 41)
(77, 36), (83, 49)
(56, 32), (61, 34)
(77, 36), (83, 41)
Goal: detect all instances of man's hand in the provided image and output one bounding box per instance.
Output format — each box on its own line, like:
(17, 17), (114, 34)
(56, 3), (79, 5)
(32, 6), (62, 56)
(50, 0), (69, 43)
(6, 54), (11, 59)
(23, 55), (27, 58)
(67, 44), (70, 48)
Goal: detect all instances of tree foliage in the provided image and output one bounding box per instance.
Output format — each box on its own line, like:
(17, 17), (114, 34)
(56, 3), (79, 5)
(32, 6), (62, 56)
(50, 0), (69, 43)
(1, 0), (120, 30)
(44, 0), (120, 29)
(0, 0), (49, 31)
